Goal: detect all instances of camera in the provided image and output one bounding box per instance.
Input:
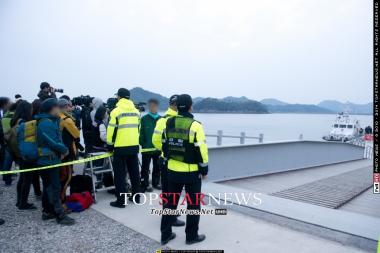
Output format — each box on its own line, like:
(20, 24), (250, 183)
(72, 95), (93, 107)
(52, 88), (64, 93)
(135, 102), (146, 112)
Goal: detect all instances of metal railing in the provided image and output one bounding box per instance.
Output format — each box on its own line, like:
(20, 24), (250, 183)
(206, 130), (264, 146)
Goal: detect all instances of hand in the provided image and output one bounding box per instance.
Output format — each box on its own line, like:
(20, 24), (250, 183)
(107, 145), (114, 152)
(199, 174), (208, 180)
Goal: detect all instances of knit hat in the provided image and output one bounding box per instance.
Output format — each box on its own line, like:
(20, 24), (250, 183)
(41, 98), (58, 113)
(58, 98), (70, 108)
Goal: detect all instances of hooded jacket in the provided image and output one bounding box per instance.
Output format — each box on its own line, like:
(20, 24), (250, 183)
(106, 98), (140, 155)
(35, 113), (68, 166)
(90, 97), (104, 123)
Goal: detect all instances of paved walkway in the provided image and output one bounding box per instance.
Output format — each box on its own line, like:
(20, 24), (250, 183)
(92, 190), (367, 253)
(0, 183), (161, 253)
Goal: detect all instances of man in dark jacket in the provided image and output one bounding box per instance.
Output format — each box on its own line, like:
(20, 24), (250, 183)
(139, 98), (161, 192)
(36, 98), (75, 225)
(37, 82), (57, 102)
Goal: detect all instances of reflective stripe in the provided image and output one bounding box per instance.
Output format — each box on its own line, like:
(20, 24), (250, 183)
(118, 124), (139, 129)
(108, 123), (118, 127)
(154, 130), (162, 134)
(189, 130), (196, 136)
(117, 113), (139, 119)
(194, 140), (206, 147)
(199, 163), (208, 167)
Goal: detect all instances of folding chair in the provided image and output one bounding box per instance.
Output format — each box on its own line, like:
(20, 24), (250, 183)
(83, 152), (115, 203)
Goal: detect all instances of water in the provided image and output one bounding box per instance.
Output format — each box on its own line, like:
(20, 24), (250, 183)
(192, 113), (373, 146)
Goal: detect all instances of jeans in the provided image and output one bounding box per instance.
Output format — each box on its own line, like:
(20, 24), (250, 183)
(1, 149), (13, 185)
(41, 167), (64, 216)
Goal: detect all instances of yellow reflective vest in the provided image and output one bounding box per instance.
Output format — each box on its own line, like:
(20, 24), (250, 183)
(167, 116), (208, 173)
(107, 98), (140, 149)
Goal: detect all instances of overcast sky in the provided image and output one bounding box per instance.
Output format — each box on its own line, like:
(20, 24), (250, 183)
(0, 0), (372, 104)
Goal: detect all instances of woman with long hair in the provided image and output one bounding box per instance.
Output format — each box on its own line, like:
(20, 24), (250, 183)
(31, 99), (42, 198)
(11, 100), (36, 210)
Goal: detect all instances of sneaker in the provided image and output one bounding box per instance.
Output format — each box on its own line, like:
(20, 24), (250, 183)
(186, 234), (206, 245)
(56, 215), (75, 226)
(161, 232), (176, 245)
(42, 212), (56, 221)
(18, 203), (37, 210)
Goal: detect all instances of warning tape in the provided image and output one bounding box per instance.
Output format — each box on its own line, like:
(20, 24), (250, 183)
(0, 148), (159, 175)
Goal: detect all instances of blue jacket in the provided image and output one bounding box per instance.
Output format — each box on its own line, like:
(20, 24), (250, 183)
(35, 113), (68, 166)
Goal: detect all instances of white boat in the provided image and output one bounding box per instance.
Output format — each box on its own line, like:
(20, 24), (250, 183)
(322, 112), (364, 142)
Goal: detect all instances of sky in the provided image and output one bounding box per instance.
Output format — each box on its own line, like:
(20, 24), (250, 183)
(0, 0), (372, 104)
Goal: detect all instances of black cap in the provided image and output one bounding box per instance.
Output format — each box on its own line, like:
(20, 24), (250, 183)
(116, 88), (130, 99)
(41, 98), (58, 113)
(15, 94), (22, 99)
(40, 82), (51, 90)
(177, 94), (193, 112)
(169, 94), (179, 106)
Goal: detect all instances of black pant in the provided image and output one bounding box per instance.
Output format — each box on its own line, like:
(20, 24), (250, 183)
(41, 168), (64, 216)
(140, 153), (160, 188)
(113, 153), (140, 203)
(32, 171), (42, 196)
(161, 178), (202, 241)
(16, 163), (34, 207)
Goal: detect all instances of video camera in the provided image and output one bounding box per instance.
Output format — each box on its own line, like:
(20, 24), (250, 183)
(72, 95), (93, 107)
(105, 98), (146, 112)
(51, 88), (64, 93)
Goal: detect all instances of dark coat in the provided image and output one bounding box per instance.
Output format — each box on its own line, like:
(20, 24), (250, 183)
(139, 113), (161, 154)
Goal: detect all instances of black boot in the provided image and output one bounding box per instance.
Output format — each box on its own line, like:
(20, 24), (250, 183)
(110, 200), (125, 208)
(186, 234), (206, 245)
(161, 232), (176, 245)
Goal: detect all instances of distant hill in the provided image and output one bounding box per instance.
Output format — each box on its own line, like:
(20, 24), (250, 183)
(260, 98), (289, 106)
(222, 96), (252, 103)
(130, 87), (169, 110)
(318, 100), (373, 115)
(261, 98), (332, 113)
(265, 104), (332, 114)
(127, 87), (371, 115)
(193, 98), (268, 113)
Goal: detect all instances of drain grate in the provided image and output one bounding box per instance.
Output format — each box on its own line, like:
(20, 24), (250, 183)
(270, 166), (372, 209)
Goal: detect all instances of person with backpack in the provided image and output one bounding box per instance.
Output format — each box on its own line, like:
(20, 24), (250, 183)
(1, 102), (16, 186)
(58, 98), (80, 211)
(35, 98), (75, 225)
(9, 100), (37, 210)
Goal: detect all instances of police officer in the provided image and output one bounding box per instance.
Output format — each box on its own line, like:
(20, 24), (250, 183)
(152, 95), (185, 227)
(160, 94), (208, 245)
(107, 88), (141, 208)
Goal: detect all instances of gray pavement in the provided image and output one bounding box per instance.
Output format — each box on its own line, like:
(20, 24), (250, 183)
(0, 182), (161, 253)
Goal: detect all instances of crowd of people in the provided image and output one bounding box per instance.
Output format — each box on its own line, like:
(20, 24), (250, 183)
(0, 82), (209, 245)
